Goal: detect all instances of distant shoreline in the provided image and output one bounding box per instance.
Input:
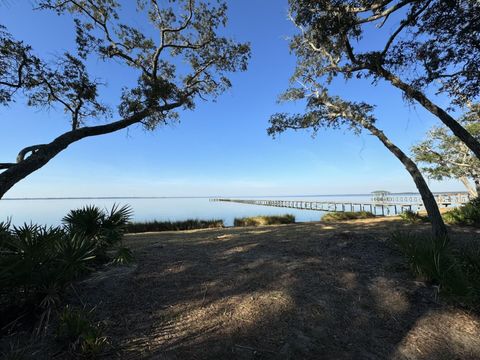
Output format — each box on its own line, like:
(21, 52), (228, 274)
(1, 191), (467, 201)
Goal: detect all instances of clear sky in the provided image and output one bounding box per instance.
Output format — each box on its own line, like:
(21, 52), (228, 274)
(0, 0), (463, 198)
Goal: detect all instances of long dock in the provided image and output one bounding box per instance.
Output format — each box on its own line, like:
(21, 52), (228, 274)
(211, 193), (469, 216)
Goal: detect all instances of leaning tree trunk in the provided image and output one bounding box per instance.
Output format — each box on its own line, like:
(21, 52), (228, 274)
(475, 177), (480, 199)
(459, 176), (477, 198)
(373, 65), (480, 161)
(363, 121), (448, 238)
(0, 104), (179, 199)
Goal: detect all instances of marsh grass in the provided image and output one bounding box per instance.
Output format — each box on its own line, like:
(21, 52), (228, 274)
(233, 214), (295, 227)
(322, 211), (375, 222)
(125, 219), (224, 233)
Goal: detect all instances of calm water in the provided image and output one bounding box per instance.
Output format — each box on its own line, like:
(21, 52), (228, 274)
(0, 195), (380, 227)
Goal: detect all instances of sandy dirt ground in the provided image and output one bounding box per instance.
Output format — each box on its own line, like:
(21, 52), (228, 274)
(71, 217), (480, 359)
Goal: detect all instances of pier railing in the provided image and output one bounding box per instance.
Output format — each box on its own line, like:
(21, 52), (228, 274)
(211, 192), (469, 216)
(372, 193), (469, 205)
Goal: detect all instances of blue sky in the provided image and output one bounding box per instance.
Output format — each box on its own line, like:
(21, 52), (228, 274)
(0, 0), (463, 198)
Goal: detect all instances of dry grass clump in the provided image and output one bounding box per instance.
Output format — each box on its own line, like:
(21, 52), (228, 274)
(233, 214), (295, 227)
(322, 211), (376, 222)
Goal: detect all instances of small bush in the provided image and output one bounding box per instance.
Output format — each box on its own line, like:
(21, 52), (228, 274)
(63, 204), (133, 260)
(125, 219), (224, 233)
(322, 211), (375, 222)
(56, 306), (107, 357)
(0, 204), (133, 331)
(389, 232), (480, 306)
(443, 198), (480, 226)
(399, 209), (429, 224)
(233, 214), (295, 227)
(0, 224), (95, 310)
(111, 247), (134, 265)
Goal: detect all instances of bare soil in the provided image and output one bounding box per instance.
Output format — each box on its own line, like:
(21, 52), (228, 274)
(72, 217), (480, 359)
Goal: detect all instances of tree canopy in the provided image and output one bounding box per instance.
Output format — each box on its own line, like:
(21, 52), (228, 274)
(0, 0), (250, 198)
(412, 106), (480, 197)
(284, 0), (480, 158)
(266, 0), (476, 237)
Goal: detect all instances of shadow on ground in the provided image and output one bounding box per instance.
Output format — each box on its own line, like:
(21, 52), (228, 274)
(73, 218), (480, 359)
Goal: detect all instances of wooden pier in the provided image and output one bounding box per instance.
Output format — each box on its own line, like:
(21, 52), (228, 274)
(211, 193), (469, 216)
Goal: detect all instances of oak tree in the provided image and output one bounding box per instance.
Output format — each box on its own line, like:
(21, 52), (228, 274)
(266, 0), (480, 237)
(286, 0), (480, 158)
(268, 90), (449, 238)
(412, 106), (480, 197)
(0, 0), (250, 198)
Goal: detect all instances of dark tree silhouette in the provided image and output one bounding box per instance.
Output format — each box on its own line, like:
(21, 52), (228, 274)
(285, 0), (480, 158)
(0, 0), (250, 198)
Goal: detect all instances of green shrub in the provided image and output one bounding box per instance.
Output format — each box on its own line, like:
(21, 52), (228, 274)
(443, 198), (480, 226)
(63, 204), (133, 260)
(233, 214), (295, 227)
(0, 224), (95, 308)
(0, 204), (133, 330)
(322, 211), (375, 222)
(56, 306), (107, 357)
(125, 219), (224, 233)
(399, 209), (429, 224)
(389, 232), (480, 306)
(111, 247), (134, 265)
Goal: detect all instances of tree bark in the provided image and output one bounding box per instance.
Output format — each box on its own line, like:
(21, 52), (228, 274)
(363, 121), (448, 238)
(475, 177), (480, 199)
(372, 65), (480, 160)
(459, 176), (477, 198)
(0, 102), (180, 199)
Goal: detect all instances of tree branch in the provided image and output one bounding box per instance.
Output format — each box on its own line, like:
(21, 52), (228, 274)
(152, 0), (195, 79)
(17, 145), (47, 163)
(381, 0), (432, 58)
(0, 163), (16, 170)
(356, 0), (415, 25)
(369, 64), (480, 159)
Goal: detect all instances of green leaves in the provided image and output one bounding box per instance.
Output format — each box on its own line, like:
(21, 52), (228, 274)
(0, 224), (95, 309)
(268, 89), (374, 138)
(34, 0), (250, 129)
(390, 231), (480, 306)
(411, 108), (480, 186)
(0, 204), (134, 313)
(63, 205), (105, 239)
(63, 204), (133, 250)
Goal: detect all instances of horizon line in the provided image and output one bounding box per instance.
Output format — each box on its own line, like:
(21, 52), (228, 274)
(1, 190), (468, 201)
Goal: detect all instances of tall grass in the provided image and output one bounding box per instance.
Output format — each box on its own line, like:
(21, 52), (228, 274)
(399, 209), (429, 224)
(322, 211), (375, 222)
(390, 232), (480, 307)
(233, 214), (295, 227)
(125, 219), (224, 233)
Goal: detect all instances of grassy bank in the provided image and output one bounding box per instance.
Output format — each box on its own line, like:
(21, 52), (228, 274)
(125, 219), (224, 233)
(233, 214), (295, 227)
(322, 211), (376, 222)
